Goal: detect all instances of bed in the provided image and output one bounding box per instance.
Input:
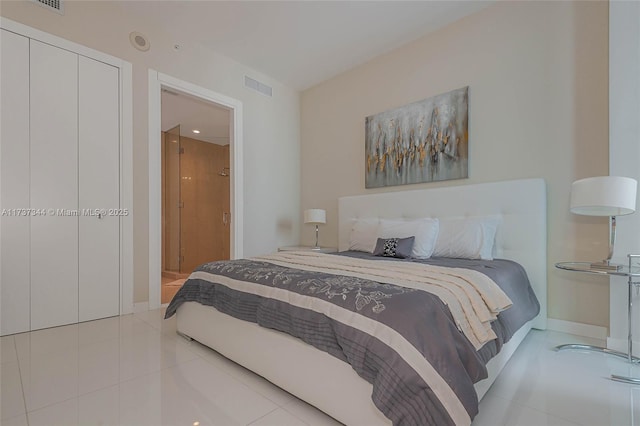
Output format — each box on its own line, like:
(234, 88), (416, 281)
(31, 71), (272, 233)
(166, 178), (547, 425)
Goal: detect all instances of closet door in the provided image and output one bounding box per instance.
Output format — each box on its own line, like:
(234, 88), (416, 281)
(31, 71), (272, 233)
(29, 40), (79, 330)
(1, 30), (31, 335)
(78, 56), (120, 321)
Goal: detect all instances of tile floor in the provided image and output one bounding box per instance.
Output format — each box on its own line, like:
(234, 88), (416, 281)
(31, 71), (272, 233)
(2, 310), (640, 426)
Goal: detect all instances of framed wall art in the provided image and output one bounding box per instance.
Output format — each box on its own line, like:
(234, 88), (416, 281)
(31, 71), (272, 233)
(365, 86), (468, 188)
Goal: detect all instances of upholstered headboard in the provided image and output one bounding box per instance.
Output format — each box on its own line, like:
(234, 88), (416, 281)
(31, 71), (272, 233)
(338, 178), (547, 330)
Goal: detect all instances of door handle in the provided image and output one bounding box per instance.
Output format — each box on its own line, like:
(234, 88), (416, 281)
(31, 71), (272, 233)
(223, 212), (229, 226)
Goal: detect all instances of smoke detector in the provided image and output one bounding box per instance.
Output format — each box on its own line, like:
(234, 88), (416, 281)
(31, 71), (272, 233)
(129, 32), (150, 52)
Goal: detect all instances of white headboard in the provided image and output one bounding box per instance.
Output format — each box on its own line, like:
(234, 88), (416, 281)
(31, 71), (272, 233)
(338, 178), (547, 330)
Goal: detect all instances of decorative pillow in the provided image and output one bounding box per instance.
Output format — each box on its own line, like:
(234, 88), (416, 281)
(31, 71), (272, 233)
(433, 216), (501, 260)
(373, 236), (415, 259)
(348, 218), (380, 253)
(378, 218), (439, 259)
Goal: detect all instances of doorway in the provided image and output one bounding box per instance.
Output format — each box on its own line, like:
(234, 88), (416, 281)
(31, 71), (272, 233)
(160, 96), (232, 301)
(149, 71), (244, 309)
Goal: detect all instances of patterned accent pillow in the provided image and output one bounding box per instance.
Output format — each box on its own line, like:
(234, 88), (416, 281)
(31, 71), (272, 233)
(373, 236), (415, 259)
(378, 218), (439, 259)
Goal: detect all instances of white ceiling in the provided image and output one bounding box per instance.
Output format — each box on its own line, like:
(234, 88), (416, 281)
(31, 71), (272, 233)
(120, 1), (494, 90)
(150, 1), (493, 137)
(161, 89), (230, 145)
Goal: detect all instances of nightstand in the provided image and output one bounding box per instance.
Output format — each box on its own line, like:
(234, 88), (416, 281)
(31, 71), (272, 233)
(278, 246), (337, 254)
(555, 256), (640, 384)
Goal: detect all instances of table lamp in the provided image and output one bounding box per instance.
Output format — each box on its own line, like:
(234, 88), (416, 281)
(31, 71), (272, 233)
(304, 209), (326, 250)
(570, 176), (637, 270)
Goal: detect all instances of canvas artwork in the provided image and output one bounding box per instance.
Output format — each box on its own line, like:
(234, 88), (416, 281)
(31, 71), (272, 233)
(365, 86), (468, 188)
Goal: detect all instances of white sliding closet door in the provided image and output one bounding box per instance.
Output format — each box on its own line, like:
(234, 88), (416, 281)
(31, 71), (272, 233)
(78, 56), (120, 321)
(1, 30), (31, 335)
(29, 40), (79, 330)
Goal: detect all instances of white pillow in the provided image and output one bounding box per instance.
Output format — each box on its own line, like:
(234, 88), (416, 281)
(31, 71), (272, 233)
(378, 218), (439, 259)
(433, 216), (501, 260)
(348, 218), (380, 253)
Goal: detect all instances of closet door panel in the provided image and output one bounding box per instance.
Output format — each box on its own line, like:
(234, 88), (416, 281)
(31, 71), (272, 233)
(1, 30), (31, 335)
(29, 40), (79, 330)
(78, 56), (120, 322)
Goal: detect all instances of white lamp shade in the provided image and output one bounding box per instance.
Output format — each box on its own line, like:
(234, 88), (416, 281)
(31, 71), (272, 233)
(570, 176), (637, 216)
(304, 209), (326, 224)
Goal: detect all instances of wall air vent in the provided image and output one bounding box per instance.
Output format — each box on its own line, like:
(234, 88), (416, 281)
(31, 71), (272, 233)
(31, 0), (64, 14)
(244, 76), (273, 97)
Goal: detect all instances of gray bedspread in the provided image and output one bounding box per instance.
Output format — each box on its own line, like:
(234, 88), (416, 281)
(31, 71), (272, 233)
(340, 252), (540, 363)
(165, 252), (539, 426)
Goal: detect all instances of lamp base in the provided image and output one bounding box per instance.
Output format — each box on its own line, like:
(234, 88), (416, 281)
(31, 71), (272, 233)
(590, 260), (623, 271)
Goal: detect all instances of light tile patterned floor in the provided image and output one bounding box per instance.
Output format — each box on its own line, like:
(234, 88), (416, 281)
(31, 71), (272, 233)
(2, 309), (640, 425)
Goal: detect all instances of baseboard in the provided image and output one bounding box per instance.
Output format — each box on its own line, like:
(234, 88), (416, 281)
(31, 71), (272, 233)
(546, 318), (608, 340)
(133, 302), (149, 313)
(607, 337), (640, 356)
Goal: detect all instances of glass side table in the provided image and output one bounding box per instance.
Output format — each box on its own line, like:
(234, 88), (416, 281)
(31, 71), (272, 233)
(555, 255), (640, 384)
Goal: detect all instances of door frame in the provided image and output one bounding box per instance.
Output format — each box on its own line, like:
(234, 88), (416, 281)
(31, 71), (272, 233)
(148, 71), (243, 309)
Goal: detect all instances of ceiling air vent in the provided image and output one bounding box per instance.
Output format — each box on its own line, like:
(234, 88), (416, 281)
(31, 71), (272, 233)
(244, 76), (273, 97)
(31, 0), (64, 14)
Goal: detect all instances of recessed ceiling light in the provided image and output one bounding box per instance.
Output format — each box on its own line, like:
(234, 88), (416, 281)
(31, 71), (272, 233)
(192, 130), (200, 134)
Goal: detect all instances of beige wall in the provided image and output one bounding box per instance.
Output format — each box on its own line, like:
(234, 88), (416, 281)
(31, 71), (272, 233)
(301, 2), (610, 327)
(1, 1), (301, 303)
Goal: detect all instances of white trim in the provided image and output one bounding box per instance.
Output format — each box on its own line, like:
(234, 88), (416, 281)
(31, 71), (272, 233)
(148, 70), (162, 311)
(133, 302), (149, 314)
(119, 63), (134, 315)
(547, 318), (608, 340)
(148, 71), (244, 310)
(0, 18), (134, 318)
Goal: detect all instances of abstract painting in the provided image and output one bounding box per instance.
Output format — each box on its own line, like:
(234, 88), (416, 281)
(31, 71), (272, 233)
(365, 86), (468, 188)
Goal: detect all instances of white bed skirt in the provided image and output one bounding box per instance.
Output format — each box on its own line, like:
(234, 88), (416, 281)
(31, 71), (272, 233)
(176, 301), (533, 425)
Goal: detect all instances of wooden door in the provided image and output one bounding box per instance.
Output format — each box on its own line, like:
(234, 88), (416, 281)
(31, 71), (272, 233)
(179, 137), (230, 273)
